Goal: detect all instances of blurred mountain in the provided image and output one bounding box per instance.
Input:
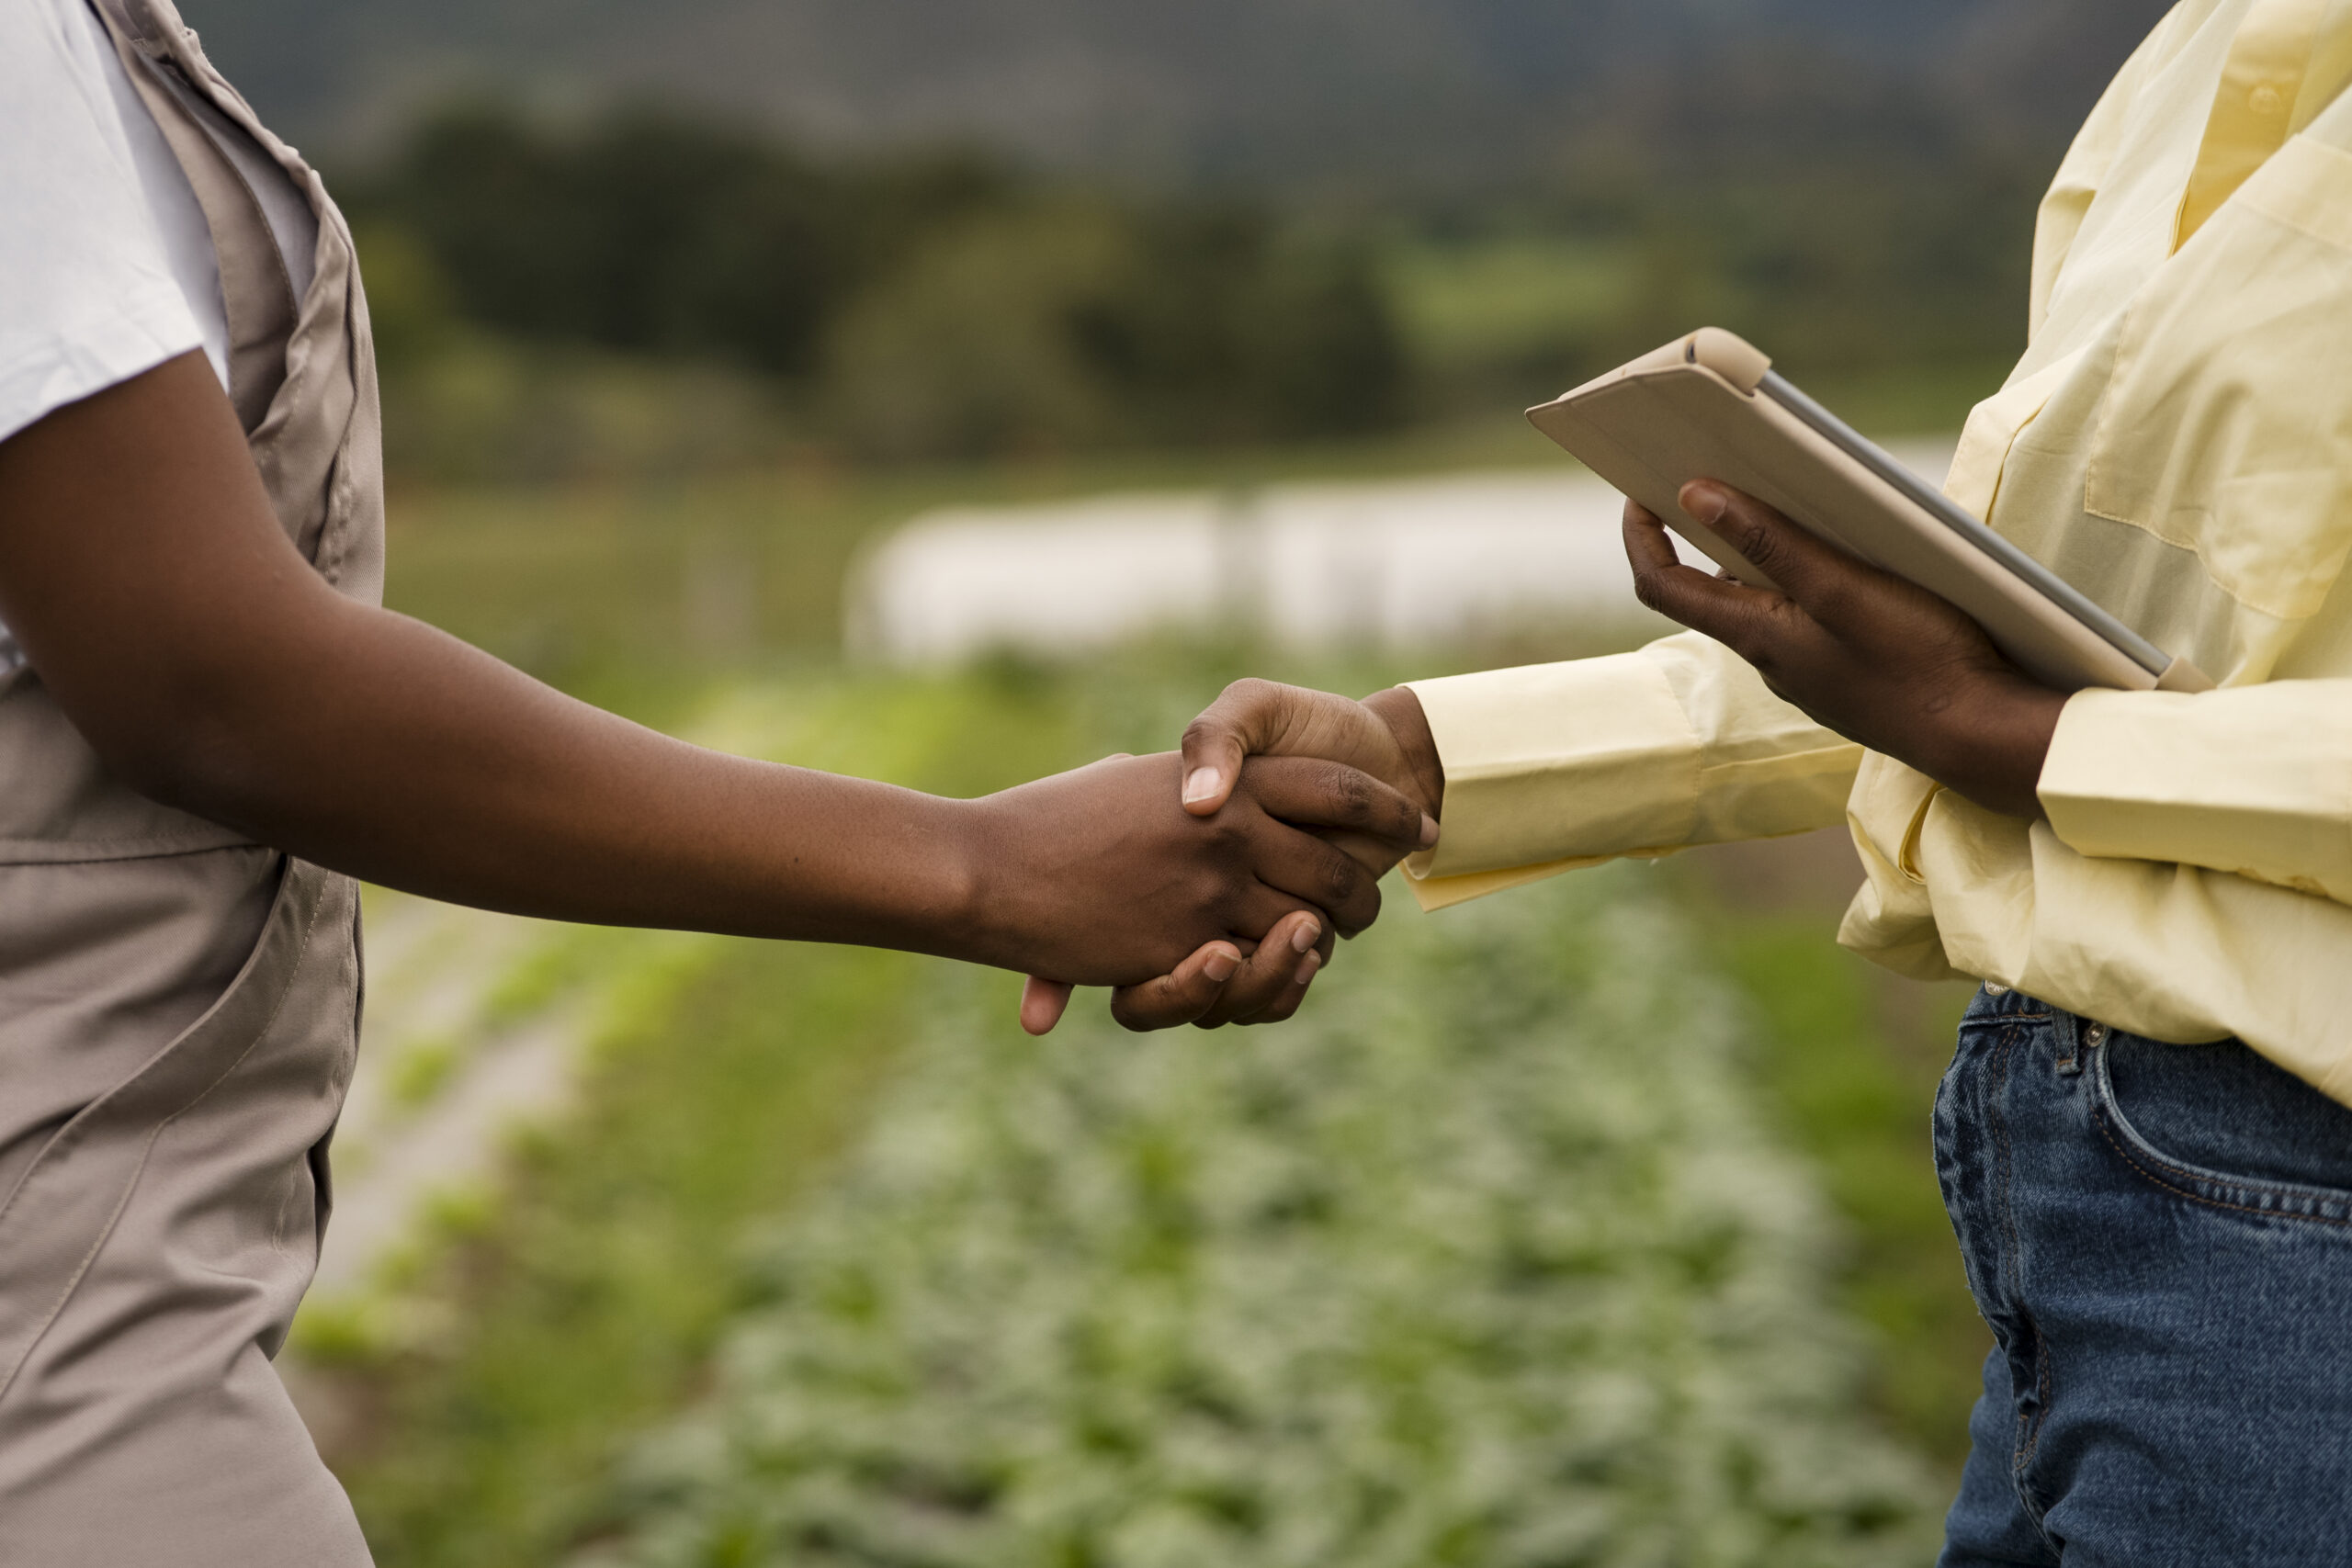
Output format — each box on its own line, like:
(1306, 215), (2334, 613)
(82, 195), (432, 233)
(190, 0), (2174, 186)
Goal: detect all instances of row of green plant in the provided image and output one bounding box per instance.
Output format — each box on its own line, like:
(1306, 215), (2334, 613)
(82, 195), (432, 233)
(574, 864), (1946, 1568)
(311, 647), (1984, 1566)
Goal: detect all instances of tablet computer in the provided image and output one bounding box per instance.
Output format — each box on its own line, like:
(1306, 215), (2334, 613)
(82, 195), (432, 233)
(1526, 328), (2212, 694)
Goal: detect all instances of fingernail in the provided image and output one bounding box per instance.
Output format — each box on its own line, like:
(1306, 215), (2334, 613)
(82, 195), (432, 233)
(1683, 486), (1726, 525)
(1291, 919), (1322, 953)
(1182, 767), (1223, 806)
(1203, 945), (1240, 983)
(1293, 952), (1321, 987)
(1419, 813), (1440, 848)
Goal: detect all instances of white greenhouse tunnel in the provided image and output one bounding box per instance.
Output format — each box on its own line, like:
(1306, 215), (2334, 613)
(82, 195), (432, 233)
(847, 441), (1959, 665)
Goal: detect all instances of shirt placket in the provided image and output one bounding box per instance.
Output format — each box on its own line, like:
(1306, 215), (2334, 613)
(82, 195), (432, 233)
(2176, 0), (2328, 245)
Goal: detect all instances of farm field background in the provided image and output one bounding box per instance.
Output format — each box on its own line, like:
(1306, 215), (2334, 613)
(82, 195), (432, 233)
(292, 400), (1987, 1566)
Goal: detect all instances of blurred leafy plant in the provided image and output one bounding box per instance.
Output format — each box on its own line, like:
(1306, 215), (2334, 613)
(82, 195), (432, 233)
(574, 869), (1943, 1568)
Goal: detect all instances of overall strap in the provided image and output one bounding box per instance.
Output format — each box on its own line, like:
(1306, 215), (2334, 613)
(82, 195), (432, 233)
(85, 0), (298, 434)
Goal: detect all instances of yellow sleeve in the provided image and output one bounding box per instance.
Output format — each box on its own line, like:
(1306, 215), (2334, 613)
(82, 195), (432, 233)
(2039, 681), (2352, 906)
(1399, 631), (1864, 910)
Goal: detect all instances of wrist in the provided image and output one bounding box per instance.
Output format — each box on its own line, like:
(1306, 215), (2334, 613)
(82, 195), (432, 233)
(1363, 685), (1444, 819)
(937, 794), (1023, 970)
(1928, 674), (2065, 821)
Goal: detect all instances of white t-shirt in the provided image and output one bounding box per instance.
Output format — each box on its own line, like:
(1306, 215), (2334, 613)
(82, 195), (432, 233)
(1, 0), (228, 439)
(0, 0), (310, 669)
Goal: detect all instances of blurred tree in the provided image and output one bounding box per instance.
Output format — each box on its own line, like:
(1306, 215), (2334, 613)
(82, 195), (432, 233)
(822, 202), (1402, 457)
(347, 220), (460, 376)
(366, 107), (848, 376)
(353, 107), (1406, 461)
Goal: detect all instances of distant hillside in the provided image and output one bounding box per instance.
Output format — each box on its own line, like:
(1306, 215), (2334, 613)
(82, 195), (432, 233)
(190, 0), (2174, 186)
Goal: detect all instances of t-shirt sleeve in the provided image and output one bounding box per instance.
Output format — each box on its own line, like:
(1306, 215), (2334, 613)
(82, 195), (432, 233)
(0, 0), (207, 446)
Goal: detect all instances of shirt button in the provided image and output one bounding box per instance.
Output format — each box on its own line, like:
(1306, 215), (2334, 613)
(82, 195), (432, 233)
(2251, 83), (2287, 117)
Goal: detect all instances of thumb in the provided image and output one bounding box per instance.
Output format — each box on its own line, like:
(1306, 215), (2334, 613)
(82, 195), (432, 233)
(1020, 976), (1074, 1036)
(1179, 678), (1295, 817)
(1679, 480), (1846, 610)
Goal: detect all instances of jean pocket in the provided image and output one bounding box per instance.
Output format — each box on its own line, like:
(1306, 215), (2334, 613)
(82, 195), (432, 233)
(2090, 1030), (2352, 1230)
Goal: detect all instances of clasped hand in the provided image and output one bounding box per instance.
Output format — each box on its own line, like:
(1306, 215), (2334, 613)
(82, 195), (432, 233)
(1002, 749), (1436, 1034)
(1027, 479), (2072, 1036)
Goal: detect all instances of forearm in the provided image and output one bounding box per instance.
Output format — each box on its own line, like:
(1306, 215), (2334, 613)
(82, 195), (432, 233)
(149, 590), (1013, 958)
(4, 356), (1430, 999)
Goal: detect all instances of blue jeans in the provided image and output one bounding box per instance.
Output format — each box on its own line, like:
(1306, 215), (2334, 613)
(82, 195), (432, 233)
(1935, 986), (2352, 1565)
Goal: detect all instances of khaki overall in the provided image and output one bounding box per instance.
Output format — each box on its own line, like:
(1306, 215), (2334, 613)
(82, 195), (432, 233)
(0, 1), (381, 1559)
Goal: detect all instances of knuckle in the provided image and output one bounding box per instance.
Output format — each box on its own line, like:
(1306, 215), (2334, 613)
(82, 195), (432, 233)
(1732, 517), (1777, 570)
(1180, 713), (1231, 755)
(1769, 596), (1815, 641)
(1334, 764), (1374, 818)
(1216, 676), (1279, 719)
(1316, 843), (1363, 901)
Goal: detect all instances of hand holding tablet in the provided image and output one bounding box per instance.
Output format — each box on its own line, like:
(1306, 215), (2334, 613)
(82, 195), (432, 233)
(1526, 328), (2212, 695)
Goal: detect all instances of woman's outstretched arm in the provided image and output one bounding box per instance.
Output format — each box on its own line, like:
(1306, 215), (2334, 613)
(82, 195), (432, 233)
(0, 352), (1429, 988)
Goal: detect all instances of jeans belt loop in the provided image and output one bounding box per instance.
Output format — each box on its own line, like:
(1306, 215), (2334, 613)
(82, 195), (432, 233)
(2054, 1012), (2087, 1077)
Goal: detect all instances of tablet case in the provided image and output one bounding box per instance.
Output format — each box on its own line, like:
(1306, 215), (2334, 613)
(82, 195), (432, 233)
(1526, 328), (2211, 695)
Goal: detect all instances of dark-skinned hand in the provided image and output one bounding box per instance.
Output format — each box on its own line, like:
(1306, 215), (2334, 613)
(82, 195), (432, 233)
(1624, 480), (2066, 818)
(1019, 683), (1445, 1036)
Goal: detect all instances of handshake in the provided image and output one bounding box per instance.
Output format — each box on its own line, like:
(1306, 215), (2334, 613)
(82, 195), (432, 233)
(992, 679), (1444, 1035)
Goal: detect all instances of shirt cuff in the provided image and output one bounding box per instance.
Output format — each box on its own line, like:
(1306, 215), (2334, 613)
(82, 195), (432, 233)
(1402, 652), (1702, 883)
(2040, 684), (2352, 904)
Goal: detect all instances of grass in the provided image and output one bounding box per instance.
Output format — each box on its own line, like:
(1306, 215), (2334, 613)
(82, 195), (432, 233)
(339, 935), (931, 1566)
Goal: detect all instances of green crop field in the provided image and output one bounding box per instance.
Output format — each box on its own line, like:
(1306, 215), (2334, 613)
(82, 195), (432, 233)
(311, 439), (1989, 1566)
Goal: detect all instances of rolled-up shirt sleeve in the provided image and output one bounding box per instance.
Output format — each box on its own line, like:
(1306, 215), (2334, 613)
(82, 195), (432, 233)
(2039, 681), (2352, 906)
(1399, 630), (1864, 909)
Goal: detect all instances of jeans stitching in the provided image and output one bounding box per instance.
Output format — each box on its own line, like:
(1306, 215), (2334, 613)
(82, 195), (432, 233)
(2088, 1043), (2352, 1227)
(1961, 1011), (2050, 1031)
(2091, 1113), (2352, 1231)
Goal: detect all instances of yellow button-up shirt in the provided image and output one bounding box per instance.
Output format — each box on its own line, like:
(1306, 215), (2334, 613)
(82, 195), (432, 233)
(1404, 0), (2352, 1106)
